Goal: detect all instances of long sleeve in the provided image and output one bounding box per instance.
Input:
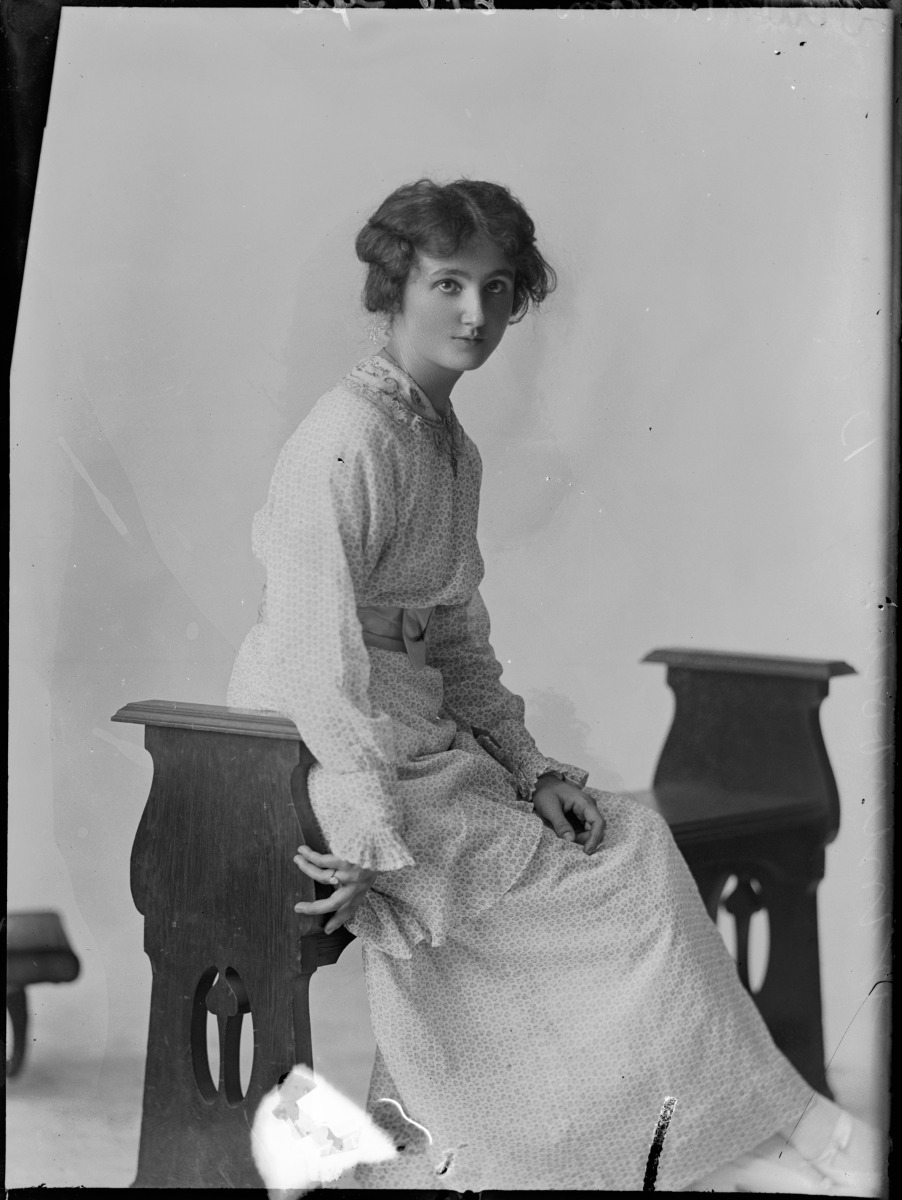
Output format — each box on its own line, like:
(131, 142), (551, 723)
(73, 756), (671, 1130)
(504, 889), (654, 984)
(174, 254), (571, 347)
(427, 589), (589, 801)
(229, 397), (415, 871)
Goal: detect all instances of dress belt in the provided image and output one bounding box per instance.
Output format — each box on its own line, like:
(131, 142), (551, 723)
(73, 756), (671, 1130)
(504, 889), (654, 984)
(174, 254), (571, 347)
(357, 604), (434, 670)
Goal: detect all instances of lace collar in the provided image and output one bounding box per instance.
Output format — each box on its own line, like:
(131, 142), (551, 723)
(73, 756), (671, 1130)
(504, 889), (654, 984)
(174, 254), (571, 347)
(346, 354), (462, 475)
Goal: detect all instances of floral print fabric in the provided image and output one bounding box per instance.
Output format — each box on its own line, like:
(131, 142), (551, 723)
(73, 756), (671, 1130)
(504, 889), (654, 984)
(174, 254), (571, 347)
(358, 799), (814, 1191)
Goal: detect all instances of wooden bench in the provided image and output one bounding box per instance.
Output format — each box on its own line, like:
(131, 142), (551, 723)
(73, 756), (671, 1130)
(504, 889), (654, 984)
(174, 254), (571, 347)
(627, 648), (853, 1102)
(112, 646), (852, 1188)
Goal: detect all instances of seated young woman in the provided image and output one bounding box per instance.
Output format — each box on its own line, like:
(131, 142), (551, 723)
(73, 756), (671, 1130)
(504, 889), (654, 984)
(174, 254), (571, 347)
(228, 178), (884, 1195)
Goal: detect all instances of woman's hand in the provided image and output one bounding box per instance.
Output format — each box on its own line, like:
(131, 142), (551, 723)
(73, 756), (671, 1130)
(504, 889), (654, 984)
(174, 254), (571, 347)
(292, 845), (379, 935)
(531, 774), (606, 855)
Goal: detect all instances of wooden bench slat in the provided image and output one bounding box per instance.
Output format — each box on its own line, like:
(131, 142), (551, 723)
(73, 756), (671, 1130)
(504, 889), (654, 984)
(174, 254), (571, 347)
(643, 647), (855, 681)
(628, 785), (826, 843)
(112, 699), (302, 740)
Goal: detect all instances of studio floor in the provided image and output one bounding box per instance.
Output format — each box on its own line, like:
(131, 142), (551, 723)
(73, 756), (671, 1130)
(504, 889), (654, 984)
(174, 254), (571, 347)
(5, 939), (890, 1190)
(5, 941), (375, 1190)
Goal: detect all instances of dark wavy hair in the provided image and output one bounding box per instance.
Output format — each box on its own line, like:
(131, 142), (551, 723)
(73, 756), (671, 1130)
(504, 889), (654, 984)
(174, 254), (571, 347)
(355, 178), (556, 325)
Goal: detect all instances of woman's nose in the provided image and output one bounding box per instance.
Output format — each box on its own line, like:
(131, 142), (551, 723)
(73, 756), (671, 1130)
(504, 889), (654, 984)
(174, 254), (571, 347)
(461, 292), (485, 327)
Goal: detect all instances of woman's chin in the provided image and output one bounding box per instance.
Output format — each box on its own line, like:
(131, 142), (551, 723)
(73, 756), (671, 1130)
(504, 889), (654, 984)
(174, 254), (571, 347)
(451, 341), (494, 370)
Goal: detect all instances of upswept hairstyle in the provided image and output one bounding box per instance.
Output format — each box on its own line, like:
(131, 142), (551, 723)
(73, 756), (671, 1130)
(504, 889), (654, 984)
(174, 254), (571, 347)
(355, 178), (556, 325)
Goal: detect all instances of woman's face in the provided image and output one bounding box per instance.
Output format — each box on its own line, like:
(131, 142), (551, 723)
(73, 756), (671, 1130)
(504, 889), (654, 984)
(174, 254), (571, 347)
(388, 236), (515, 391)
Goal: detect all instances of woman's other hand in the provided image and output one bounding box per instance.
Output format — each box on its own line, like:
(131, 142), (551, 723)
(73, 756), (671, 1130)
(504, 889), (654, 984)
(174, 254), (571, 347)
(531, 774), (606, 855)
(292, 845), (378, 934)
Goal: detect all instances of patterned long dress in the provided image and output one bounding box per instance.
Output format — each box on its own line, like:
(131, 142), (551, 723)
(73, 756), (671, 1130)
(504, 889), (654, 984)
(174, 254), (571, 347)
(227, 354), (815, 1191)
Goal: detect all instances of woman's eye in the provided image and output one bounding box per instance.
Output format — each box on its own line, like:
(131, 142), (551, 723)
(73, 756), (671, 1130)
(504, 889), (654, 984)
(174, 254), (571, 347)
(436, 280), (460, 293)
(486, 280), (509, 295)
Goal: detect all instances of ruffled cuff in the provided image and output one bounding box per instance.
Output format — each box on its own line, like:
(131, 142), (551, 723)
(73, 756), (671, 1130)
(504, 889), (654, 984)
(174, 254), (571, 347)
(306, 763), (417, 872)
(516, 751), (590, 803)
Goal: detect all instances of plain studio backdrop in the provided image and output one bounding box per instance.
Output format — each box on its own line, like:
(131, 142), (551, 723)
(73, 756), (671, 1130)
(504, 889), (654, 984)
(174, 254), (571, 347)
(9, 3), (893, 1182)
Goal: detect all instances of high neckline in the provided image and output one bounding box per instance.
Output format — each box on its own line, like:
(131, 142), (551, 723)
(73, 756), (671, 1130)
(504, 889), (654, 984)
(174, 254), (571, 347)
(367, 352), (452, 425)
(348, 354), (462, 477)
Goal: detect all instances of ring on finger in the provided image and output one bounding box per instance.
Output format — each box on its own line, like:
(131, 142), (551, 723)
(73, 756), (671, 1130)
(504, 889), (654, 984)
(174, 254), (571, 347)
(329, 871), (341, 887)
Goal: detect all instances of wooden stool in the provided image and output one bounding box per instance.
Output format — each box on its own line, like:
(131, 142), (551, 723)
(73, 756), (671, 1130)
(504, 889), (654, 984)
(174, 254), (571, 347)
(114, 646), (852, 1186)
(6, 910), (81, 1077)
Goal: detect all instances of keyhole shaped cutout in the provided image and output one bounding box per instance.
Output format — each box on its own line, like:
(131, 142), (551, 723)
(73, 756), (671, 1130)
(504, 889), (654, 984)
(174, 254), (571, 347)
(191, 966), (255, 1105)
(716, 874), (771, 996)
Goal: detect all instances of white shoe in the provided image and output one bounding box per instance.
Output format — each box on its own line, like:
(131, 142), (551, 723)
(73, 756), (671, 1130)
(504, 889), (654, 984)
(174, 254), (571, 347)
(808, 1111), (887, 1197)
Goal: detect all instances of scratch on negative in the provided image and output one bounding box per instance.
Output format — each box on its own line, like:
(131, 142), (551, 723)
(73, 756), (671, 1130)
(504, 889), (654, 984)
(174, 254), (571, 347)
(58, 437), (130, 537)
(374, 1097), (433, 1144)
(844, 438), (878, 462)
(643, 1095), (677, 1192)
(435, 1144), (468, 1176)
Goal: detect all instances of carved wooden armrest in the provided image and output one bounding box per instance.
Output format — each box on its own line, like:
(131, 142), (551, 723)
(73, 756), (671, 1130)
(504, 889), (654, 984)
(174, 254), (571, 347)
(631, 647), (855, 1098)
(112, 700), (355, 966)
(111, 700), (356, 1186)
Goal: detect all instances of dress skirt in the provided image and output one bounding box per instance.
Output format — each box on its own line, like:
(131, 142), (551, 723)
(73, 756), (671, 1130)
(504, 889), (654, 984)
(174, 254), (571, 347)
(354, 793), (815, 1192)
